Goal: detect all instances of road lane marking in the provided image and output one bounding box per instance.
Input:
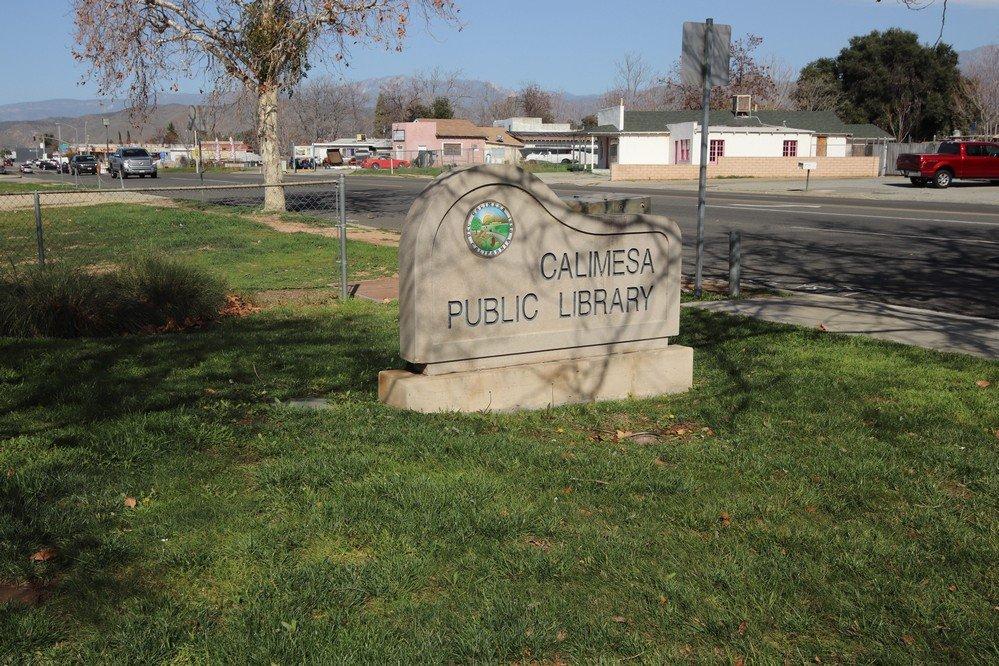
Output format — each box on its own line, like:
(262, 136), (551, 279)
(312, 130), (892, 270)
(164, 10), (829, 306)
(556, 185), (999, 218)
(782, 225), (999, 246)
(713, 204), (999, 227)
(729, 202), (822, 208)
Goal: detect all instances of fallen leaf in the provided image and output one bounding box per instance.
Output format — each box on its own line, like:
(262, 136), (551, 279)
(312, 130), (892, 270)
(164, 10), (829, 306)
(975, 379), (990, 388)
(613, 429), (633, 442)
(124, 497), (138, 508)
(948, 584), (957, 592)
(659, 595), (668, 605)
(611, 615), (628, 624)
(817, 323), (828, 331)
(805, 505), (817, 514)
(527, 536), (552, 551)
(901, 634), (915, 646)
(719, 512), (732, 528)
(29, 548), (56, 563)
(561, 486), (573, 495)
(556, 629), (567, 642)
(737, 620), (748, 636)
(734, 658), (745, 666)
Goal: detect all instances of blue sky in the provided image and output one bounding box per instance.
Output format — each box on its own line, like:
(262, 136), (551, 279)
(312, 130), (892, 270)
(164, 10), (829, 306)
(2, 0), (997, 102)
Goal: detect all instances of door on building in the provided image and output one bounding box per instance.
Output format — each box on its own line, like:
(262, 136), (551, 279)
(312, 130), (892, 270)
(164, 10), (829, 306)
(816, 135), (828, 157)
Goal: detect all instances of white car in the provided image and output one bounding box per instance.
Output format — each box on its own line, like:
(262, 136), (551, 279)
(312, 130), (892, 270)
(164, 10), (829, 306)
(522, 146), (597, 166)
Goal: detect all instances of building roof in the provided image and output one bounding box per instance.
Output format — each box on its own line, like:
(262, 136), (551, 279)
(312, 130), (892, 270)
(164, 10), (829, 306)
(418, 118), (525, 147)
(590, 110), (893, 138)
(509, 131), (588, 142)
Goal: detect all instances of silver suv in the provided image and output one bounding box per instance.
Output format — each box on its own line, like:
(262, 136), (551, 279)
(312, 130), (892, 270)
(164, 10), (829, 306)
(109, 147), (157, 179)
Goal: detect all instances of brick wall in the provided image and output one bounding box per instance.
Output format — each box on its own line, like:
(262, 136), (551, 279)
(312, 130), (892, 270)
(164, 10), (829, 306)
(611, 156), (880, 181)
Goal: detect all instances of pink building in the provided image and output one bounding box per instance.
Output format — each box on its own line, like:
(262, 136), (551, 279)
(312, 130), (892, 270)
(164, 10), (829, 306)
(391, 118), (524, 166)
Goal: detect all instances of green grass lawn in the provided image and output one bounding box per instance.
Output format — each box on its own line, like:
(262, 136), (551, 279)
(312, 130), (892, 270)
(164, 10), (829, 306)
(1, 303), (996, 662)
(0, 204), (396, 291)
(0, 181), (74, 194)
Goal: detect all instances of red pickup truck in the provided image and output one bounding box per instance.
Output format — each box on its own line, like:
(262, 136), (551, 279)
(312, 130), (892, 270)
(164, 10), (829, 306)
(896, 140), (999, 188)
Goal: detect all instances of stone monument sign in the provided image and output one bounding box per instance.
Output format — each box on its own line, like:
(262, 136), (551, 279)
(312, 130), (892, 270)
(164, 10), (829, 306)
(378, 165), (693, 412)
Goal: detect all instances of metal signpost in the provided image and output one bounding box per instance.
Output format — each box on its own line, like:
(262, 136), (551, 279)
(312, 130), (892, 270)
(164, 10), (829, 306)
(188, 106), (205, 188)
(798, 161), (817, 191)
(681, 19), (731, 297)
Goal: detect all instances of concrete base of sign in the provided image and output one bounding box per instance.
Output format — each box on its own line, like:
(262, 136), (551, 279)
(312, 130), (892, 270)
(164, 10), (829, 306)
(378, 345), (693, 413)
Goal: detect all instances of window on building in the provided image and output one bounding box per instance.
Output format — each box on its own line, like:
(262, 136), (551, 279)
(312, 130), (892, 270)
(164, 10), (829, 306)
(782, 140), (798, 157)
(675, 139), (691, 164)
(443, 142), (462, 157)
(391, 129), (405, 142)
(709, 139), (725, 162)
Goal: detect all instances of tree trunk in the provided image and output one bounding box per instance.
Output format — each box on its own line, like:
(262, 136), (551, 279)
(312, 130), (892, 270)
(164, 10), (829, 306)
(258, 84), (286, 212)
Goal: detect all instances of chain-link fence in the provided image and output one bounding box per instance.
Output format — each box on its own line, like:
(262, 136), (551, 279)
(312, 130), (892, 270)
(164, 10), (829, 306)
(0, 177), (366, 299)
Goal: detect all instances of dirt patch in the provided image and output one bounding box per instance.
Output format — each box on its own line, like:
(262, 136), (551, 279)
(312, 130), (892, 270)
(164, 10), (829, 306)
(253, 288), (340, 307)
(220, 294), (260, 317)
(0, 580), (50, 606)
(251, 214), (400, 246)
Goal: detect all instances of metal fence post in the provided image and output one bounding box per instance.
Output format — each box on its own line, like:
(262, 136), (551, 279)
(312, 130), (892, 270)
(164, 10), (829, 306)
(338, 173), (348, 299)
(33, 192), (45, 267)
(728, 230), (741, 298)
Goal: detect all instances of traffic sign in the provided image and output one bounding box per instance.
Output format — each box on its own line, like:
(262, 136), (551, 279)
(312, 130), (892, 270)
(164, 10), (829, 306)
(680, 21), (732, 88)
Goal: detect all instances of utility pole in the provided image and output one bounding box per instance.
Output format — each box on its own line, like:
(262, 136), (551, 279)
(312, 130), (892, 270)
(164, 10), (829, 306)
(103, 117), (110, 171)
(57, 124), (64, 181)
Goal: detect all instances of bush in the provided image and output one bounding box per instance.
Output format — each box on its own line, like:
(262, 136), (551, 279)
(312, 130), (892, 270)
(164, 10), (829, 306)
(0, 258), (227, 338)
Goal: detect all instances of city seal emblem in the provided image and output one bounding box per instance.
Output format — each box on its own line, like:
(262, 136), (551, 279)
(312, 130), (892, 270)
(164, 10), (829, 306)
(465, 201), (514, 257)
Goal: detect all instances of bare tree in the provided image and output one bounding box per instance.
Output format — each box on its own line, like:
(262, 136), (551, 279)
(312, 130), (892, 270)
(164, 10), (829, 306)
(963, 45), (999, 136)
(518, 83), (553, 123)
(72, 0), (458, 211)
(374, 68), (462, 134)
(792, 74), (843, 112)
(760, 56), (796, 110)
(286, 78), (368, 144)
(615, 53), (650, 105)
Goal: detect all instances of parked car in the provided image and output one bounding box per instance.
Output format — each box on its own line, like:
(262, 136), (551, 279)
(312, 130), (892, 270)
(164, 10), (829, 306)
(70, 154), (99, 175)
(19, 162), (33, 173)
(108, 147), (157, 178)
(37, 159), (58, 171)
(896, 140), (999, 188)
(360, 156), (411, 170)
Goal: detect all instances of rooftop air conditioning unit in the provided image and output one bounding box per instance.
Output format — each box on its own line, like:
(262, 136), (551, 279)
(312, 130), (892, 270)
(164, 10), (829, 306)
(355, 133), (367, 141)
(733, 95), (752, 116)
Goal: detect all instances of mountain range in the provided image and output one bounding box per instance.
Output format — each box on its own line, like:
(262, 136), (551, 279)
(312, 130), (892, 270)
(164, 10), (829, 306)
(1, 44), (993, 148)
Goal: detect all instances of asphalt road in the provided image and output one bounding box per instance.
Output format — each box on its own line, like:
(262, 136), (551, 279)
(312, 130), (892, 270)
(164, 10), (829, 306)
(29, 170), (999, 318)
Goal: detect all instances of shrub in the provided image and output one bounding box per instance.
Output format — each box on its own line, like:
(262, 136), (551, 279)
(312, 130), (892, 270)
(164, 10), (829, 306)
(0, 258), (227, 338)
(125, 257), (227, 330)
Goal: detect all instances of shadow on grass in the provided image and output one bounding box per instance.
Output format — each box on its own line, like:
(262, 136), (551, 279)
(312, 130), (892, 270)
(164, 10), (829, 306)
(0, 305), (399, 437)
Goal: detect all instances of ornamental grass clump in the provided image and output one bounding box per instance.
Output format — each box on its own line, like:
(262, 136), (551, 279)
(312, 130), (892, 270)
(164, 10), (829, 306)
(0, 257), (227, 338)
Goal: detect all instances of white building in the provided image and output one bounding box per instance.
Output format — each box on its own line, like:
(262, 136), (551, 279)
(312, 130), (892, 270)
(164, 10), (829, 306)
(295, 136), (392, 165)
(494, 117), (596, 166)
(589, 100), (891, 169)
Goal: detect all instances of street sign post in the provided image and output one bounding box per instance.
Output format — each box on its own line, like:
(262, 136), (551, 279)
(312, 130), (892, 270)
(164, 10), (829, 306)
(680, 19), (731, 297)
(188, 105), (205, 186)
(798, 161), (817, 191)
